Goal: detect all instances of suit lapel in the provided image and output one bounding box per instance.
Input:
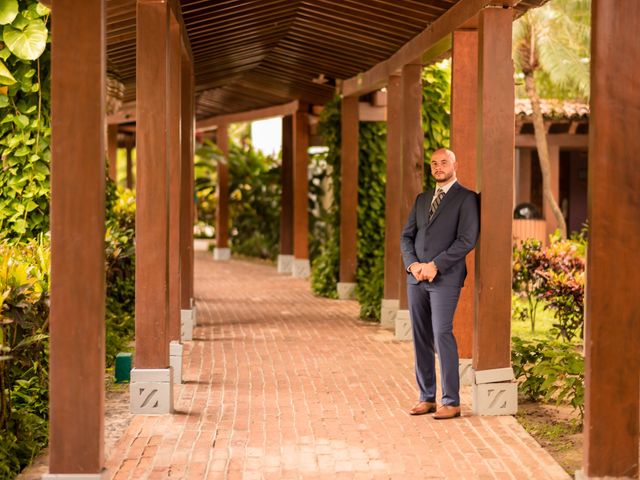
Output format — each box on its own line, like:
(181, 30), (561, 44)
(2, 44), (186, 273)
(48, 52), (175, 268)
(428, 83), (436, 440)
(427, 182), (462, 226)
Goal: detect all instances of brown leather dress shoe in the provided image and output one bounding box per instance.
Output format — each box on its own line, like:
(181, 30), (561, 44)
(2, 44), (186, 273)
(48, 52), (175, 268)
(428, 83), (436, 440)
(409, 401), (437, 415)
(433, 405), (461, 419)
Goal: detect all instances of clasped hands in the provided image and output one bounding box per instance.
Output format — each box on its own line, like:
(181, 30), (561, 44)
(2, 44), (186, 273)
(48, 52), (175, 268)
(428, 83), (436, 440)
(410, 261), (438, 282)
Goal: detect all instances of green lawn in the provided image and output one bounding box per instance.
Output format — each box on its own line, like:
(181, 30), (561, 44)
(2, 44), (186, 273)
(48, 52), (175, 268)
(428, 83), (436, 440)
(511, 296), (558, 341)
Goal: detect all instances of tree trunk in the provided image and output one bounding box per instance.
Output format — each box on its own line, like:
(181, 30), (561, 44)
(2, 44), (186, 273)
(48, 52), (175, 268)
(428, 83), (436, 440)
(524, 73), (567, 239)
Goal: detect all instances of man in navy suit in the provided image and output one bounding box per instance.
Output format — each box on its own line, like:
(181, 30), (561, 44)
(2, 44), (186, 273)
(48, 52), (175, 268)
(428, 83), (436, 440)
(400, 148), (479, 419)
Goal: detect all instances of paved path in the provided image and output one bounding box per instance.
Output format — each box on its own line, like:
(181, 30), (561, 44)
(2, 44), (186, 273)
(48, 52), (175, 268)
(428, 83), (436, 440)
(105, 253), (570, 479)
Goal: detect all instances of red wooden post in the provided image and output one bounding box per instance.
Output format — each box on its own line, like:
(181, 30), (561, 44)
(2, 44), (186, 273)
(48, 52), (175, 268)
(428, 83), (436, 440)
(49, 0), (106, 475)
(396, 63), (423, 340)
(582, 1), (640, 477)
(277, 115), (294, 273)
(472, 7), (517, 415)
(132, 0), (173, 414)
(543, 143), (560, 238)
(107, 124), (118, 182)
(214, 124), (230, 260)
(338, 95), (359, 299)
(381, 74), (402, 328)
(180, 52), (194, 311)
(451, 29), (478, 381)
(292, 109), (310, 278)
(167, 13), (183, 382)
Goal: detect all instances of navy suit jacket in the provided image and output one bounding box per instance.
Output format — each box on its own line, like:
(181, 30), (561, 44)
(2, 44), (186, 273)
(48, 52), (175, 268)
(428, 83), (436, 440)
(400, 182), (480, 287)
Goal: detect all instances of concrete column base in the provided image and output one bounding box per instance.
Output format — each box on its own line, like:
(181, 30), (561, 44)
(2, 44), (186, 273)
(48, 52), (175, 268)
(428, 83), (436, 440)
(277, 254), (294, 274)
(193, 238), (212, 251)
(459, 358), (473, 386)
(181, 309), (193, 341)
(130, 368), (174, 414)
(395, 309), (412, 341)
(380, 298), (399, 329)
(169, 341), (183, 385)
(191, 299), (198, 326)
(472, 367), (517, 416)
(213, 247), (231, 261)
(574, 470), (635, 480)
(292, 258), (310, 278)
(337, 282), (356, 300)
(43, 474), (104, 479)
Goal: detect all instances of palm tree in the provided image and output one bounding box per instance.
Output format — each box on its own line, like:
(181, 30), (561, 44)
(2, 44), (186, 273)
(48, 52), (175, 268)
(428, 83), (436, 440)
(513, 0), (590, 238)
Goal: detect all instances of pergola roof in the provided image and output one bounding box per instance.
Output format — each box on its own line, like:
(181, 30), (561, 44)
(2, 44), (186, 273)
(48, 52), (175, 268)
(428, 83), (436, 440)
(107, 0), (547, 121)
(515, 98), (590, 120)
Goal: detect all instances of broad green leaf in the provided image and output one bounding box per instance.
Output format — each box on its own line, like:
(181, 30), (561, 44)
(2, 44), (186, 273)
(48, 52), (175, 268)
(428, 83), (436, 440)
(0, 94), (8, 108)
(0, 59), (16, 85)
(0, 0), (18, 25)
(3, 19), (48, 60)
(0, 47), (11, 60)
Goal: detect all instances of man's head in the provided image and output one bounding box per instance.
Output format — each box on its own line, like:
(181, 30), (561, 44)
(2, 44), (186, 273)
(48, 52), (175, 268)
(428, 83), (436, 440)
(430, 148), (457, 186)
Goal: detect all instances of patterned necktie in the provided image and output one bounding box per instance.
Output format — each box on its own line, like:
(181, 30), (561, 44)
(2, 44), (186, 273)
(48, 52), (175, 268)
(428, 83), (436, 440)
(428, 188), (445, 221)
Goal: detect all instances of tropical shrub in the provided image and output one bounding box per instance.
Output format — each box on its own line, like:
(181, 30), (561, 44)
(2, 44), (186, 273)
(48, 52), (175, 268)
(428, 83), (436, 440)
(0, 238), (50, 479)
(512, 336), (585, 419)
(104, 179), (136, 365)
(0, 0), (51, 241)
(512, 239), (545, 332)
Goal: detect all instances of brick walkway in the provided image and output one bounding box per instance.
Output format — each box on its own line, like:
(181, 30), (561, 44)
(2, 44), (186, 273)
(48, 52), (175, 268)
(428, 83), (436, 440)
(105, 253), (570, 480)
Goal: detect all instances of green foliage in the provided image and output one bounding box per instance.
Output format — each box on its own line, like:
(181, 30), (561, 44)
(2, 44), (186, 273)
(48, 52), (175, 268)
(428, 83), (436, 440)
(311, 63), (452, 320)
(193, 139), (221, 229)
(512, 232), (586, 341)
(355, 122), (387, 319)
(0, 238), (50, 479)
(228, 143), (281, 260)
(513, 0), (591, 100)
(0, 0), (50, 241)
(422, 62), (451, 190)
(512, 336), (585, 419)
(104, 179), (136, 365)
(512, 239), (544, 332)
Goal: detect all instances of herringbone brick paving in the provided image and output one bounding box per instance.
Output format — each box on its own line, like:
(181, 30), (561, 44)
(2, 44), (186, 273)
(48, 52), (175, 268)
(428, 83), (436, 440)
(104, 252), (570, 479)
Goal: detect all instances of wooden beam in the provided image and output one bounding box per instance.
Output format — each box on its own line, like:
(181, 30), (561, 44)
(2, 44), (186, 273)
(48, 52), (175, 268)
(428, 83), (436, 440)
(398, 64), (423, 312)
(107, 103), (136, 124)
(107, 124), (118, 181)
(279, 115), (294, 256)
(167, 0), (193, 64)
(473, 7), (514, 372)
(583, 1), (640, 477)
(196, 100), (300, 131)
(382, 74), (402, 302)
(168, 13), (182, 342)
(293, 110), (309, 261)
(125, 135), (134, 189)
(216, 125), (229, 249)
(358, 102), (386, 122)
(341, 0), (521, 97)
(339, 96), (359, 284)
(49, 0), (105, 474)
(180, 53), (194, 308)
(451, 29), (478, 361)
(135, 0), (170, 369)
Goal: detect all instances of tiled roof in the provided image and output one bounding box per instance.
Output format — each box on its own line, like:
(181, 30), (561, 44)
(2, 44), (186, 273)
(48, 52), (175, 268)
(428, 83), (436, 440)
(515, 99), (590, 120)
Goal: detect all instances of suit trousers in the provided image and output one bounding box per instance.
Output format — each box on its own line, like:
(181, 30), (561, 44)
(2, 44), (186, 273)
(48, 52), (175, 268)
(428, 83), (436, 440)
(407, 281), (461, 406)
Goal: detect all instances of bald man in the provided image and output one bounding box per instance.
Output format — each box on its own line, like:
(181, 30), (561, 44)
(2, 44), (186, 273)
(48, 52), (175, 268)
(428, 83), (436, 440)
(400, 148), (479, 419)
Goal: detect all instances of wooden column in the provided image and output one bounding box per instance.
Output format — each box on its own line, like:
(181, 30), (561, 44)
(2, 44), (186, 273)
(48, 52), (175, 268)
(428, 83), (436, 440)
(215, 124), (229, 250)
(398, 64), (423, 313)
(49, 0), (105, 474)
(517, 148), (532, 204)
(451, 29), (478, 361)
(583, 1), (640, 477)
(107, 124), (118, 182)
(135, 0), (170, 369)
(180, 52), (194, 309)
(543, 143), (560, 238)
(168, 14), (182, 342)
(292, 109), (310, 275)
(279, 115), (294, 256)
(473, 8), (514, 372)
(339, 95), (359, 290)
(382, 75), (402, 309)
(125, 135), (134, 189)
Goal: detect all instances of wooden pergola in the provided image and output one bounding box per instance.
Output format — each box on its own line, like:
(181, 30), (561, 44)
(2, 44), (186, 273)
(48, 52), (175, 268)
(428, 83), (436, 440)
(47, 1), (638, 479)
